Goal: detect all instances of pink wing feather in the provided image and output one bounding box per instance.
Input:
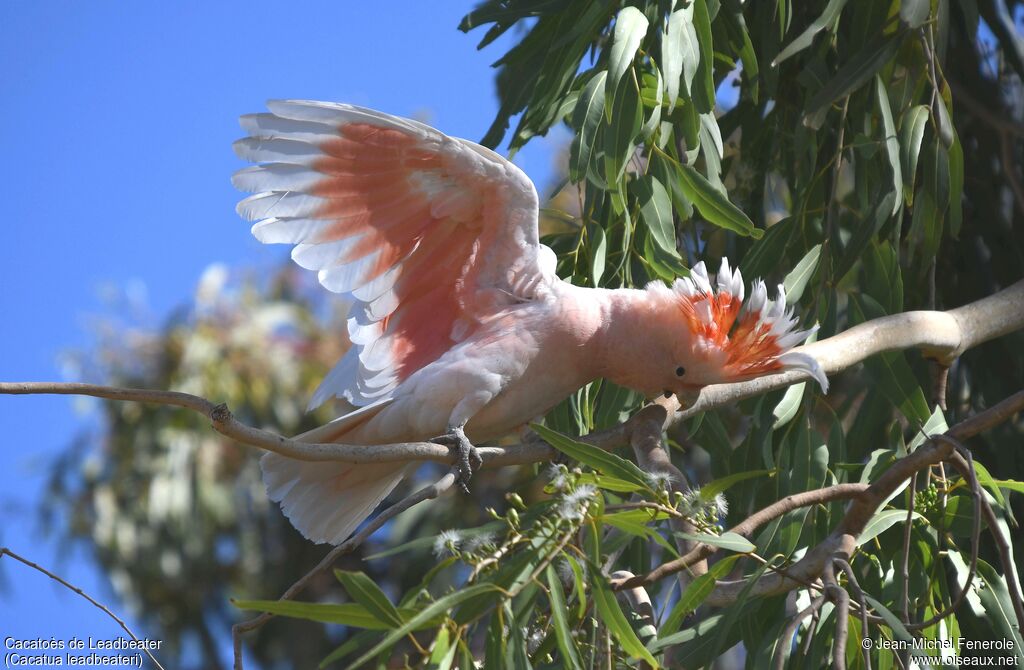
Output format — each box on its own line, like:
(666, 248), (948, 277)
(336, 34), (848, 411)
(233, 101), (553, 409)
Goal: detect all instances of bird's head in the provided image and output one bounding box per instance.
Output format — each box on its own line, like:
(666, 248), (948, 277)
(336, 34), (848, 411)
(610, 258), (828, 402)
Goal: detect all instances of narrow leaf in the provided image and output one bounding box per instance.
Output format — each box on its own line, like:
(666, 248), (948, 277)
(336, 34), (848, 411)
(774, 0), (850, 66)
(591, 565), (661, 667)
(350, 585), (498, 669)
(335, 570), (404, 629)
(675, 531), (756, 553)
(864, 595), (914, 642)
(545, 566), (585, 670)
(856, 509), (925, 545)
(673, 162), (761, 237)
(782, 244), (821, 304)
(532, 423), (652, 489)
(664, 3), (699, 107)
(699, 470), (773, 500)
(875, 75), (903, 216)
(607, 7), (649, 119)
(569, 71), (607, 183)
(900, 105), (929, 205)
(805, 31), (904, 128)
(634, 175), (678, 256)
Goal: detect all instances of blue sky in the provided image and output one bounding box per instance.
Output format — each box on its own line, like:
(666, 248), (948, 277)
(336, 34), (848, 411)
(0, 2), (563, 664)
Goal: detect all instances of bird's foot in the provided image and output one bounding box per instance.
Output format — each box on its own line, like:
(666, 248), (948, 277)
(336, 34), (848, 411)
(430, 426), (482, 494)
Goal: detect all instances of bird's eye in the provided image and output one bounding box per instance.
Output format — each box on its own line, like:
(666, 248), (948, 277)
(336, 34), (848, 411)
(663, 390), (672, 399)
(675, 366), (686, 377)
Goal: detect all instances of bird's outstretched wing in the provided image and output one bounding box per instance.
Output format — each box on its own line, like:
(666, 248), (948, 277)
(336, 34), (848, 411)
(233, 101), (555, 408)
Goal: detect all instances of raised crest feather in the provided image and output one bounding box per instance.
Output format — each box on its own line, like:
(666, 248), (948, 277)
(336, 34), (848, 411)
(661, 257), (828, 391)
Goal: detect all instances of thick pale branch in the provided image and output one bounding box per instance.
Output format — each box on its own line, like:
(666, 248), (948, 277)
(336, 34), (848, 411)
(676, 279), (1024, 421)
(3, 280), (1022, 468)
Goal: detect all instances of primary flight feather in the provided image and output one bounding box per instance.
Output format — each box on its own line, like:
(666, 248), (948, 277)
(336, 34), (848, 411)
(232, 100), (828, 545)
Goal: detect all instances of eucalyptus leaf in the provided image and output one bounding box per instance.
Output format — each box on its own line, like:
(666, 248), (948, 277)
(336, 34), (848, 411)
(607, 6), (649, 119)
(664, 2), (700, 107)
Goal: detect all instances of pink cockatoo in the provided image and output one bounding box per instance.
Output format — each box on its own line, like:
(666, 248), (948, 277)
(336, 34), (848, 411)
(232, 101), (827, 545)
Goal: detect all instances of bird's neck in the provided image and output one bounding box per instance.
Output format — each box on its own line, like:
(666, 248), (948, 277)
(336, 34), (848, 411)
(587, 287), (667, 391)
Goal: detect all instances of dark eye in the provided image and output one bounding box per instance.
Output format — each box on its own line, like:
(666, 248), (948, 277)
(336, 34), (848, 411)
(675, 366), (686, 377)
(663, 390), (672, 399)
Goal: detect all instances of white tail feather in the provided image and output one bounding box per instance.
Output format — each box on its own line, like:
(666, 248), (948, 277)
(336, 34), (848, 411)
(261, 453), (411, 544)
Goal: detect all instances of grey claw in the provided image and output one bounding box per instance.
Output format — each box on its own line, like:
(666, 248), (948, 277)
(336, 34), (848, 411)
(430, 426), (480, 494)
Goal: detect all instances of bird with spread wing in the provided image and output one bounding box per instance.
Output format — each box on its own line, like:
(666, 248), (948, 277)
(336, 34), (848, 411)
(232, 101), (827, 545)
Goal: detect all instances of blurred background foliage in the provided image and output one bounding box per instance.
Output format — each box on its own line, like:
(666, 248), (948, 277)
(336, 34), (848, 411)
(45, 0), (1024, 668)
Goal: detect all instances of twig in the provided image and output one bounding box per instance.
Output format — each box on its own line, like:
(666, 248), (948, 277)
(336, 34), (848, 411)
(230, 469), (458, 670)
(930, 361), (950, 411)
(773, 595), (826, 670)
(899, 472), (917, 632)
(952, 448), (1024, 636)
(834, 557), (873, 670)
(906, 439), (981, 631)
(701, 389), (1024, 607)
(628, 404), (707, 594)
(0, 547), (166, 670)
(822, 560), (850, 670)
(4, 281), (1023, 468)
(614, 483), (869, 590)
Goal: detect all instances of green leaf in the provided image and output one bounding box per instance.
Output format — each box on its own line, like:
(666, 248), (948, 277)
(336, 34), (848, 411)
(856, 509), (925, 545)
(427, 627), (457, 670)
(805, 31), (905, 129)
(545, 566), (585, 670)
(975, 560), (1024, 664)
(603, 77), (643, 184)
(948, 135), (964, 236)
(772, 382), (806, 429)
(782, 244), (821, 304)
(971, 459), (1008, 509)
(691, 0), (716, 112)
(900, 105), (929, 205)
(875, 76), (903, 217)
(673, 162), (762, 238)
(606, 6), (648, 119)
(350, 585), (499, 669)
(740, 216), (795, 279)
(773, 0), (850, 66)
(664, 2), (699, 108)
(634, 175), (678, 256)
(864, 595), (914, 642)
(659, 554), (743, 638)
(569, 71), (607, 183)
(231, 599), (438, 631)
(532, 423), (652, 490)
(590, 565), (661, 667)
(335, 570), (404, 629)
(588, 222), (607, 285)
(675, 531), (756, 553)
(899, 0), (930, 28)
(570, 472), (645, 494)
(699, 469), (773, 500)
(320, 630), (382, 669)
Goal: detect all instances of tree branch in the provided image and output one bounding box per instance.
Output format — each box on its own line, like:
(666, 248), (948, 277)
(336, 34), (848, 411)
(230, 468), (459, 670)
(673, 279), (1024, 421)
(614, 483), (868, 591)
(701, 389), (1024, 608)
(3, 280), (1022, 469)
(0, 547), (166, 670)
